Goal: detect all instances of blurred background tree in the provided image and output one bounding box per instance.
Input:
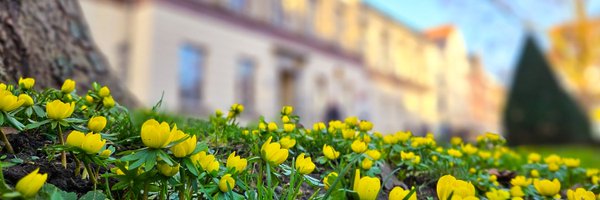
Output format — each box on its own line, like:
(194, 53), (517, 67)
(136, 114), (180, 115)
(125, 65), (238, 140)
(504, 36), (591, 145)
(0, 0), (134, 106)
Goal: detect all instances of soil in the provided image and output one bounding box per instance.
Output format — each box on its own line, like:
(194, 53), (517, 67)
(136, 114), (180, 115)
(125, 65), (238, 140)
(1, 131), (94, 195)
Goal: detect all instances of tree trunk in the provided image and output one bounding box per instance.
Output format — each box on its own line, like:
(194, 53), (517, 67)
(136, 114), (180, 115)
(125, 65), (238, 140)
(0, 0), (135, 106)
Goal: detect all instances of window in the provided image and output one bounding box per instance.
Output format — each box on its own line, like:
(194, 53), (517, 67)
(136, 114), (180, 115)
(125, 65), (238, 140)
(237, 57), (256, 112)
(179, 44), (204, 111)
(229, 0), (246, 14)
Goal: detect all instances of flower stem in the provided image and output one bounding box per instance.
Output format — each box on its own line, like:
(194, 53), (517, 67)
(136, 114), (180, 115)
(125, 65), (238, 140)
(291, 175), (304, 200)
(323, 155), (358, 199)
(58, 125), (67, 168)
(266, 163), (273, 199)
(0, 128), (14, 154)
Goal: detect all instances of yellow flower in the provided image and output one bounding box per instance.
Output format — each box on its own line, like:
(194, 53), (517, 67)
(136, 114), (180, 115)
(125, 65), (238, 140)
(283, 123), (295, 133)
(365, 150), (381, 160)
(450, 136), (463, 145)
(413, 156), (421, 164)
(373, 132), (383, 138)
(281, 106), (293, 115)
(359, 121), (373, 131)
(322, 144), (340, 160)
(226, 151), (248, 173)
(544, 154), (562, 164)
(567, 188), (596, 200)
(85, 95), (94, 103)
(279, 136), (296, 149)
(259, 122), (266, 131)
(361, 158), (373, 170)
(530, 169), (540, 178)
(485, 188), (510, 200)
(510, 176), (532, 187)
(61, 79), (76, 93)
(170, 129), (197, 158)
(342, 129), (355, 139)
(510, 186), (525, 197)
(140, 119), (174, 148)
(353, 169), (380, 200)
(436, 175), (477, 200)
(447, 149), (463, 158)
(99, 86), (111, 97)
(65, 131), (106, 154)
(103, 96), (115, 108)
(361, 135), (372, 143)
(0, 90), (25, 112)
(586, 168), (598, 177)
(88, 116), (107, 132)
(267, 122), (278, 132)
(469, 168), (477, 174)
(383, 135), (397, 144)
(190, 151), (220, 173)
(401, 151), (415, 160)
(219, 174), (236, 192)
(100, 149), (112, 158)
(15, 168), (47, 197)
(563, 158), (580, 168)
(313, 122), (326, 132)
(389, 186), (416, 200)
(478, 151), (491, 159)
(461, 144), (478, 155)
(157, 162), (180, 177)
(490, 175), (498, 182)
(282, 116), (290, 123)
(18, 94), (33, 107)
(295, 153), (316, 174)
(261, 137), (288, 165)
(528, 153), (541, 163)
(18, 77), (35, 89)
(533, 179), (561, 197)
(351, 140), (367, 153)
(345, 116), (359, 126)
(394, 131), (412, 142)
(548, 163), (560, 172)
(46, 100), (75, 120)
(323, 172), (338, 190)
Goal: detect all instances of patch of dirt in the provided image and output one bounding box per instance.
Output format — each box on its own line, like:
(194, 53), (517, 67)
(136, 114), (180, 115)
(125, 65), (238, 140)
(2, 131), (94, 194)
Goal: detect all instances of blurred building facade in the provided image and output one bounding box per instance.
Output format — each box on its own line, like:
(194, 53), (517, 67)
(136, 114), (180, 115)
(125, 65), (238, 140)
(80, 0), (504, 134)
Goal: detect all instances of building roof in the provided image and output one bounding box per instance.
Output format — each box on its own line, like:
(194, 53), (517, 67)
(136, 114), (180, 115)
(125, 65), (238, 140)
(424, 25), (455, 40)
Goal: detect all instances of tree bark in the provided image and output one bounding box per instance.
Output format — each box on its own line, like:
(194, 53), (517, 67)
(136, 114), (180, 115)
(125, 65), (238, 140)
(0, 0), (135, 107)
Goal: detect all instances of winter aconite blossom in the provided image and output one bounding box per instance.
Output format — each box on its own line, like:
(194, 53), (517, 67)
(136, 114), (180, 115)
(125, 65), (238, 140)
(88, 116), (107, 132)
(226, 151), (248, 173)
(18, 94), (33, 107)
(485, 188), (510, 200)
(281, 106), (293, 115)
(351, 140), (367, 153)
(361, 158), (373, 170)
(18, 77), (35, 89)
(261, 136), (288, 165)
(0, 90), (25, 112)
(279, 136), (296, 149)
(510, 176), (532, 187)
(191, 151), (220, 173)
(295, 153), (316, 174)
(140, 119), (173, 149)
(219, 174), (236, 192)
(46, 100), (75, 120)
(323, 172), (338, 190)
(15, 168), (47, 198)
(283, 123), (295, 133)
(353, 169), (380, 200)
(170, 128), (197, 158)
(566, 188), (596, 200)
(533, 179), (561, 197)
(65, 131), (106, 154)
(389, 186), (416, 200)
(61, 79), (76, 93)
(158, 163), (180, 177)
(322, 144), (340, 160)
(436, 175), (477, 200)
(563, 158), (581, 168)
(99, 86), (110, 97)
(103, 96), (115, 108)
(365, 150), (381, 160)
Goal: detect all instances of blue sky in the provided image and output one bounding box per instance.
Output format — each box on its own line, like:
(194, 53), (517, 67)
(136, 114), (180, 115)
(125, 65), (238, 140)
(364, 0), (600, 84)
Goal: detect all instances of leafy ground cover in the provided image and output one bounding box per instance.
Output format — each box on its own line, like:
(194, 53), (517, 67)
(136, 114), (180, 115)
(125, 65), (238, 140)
(0, 78), (598, 200)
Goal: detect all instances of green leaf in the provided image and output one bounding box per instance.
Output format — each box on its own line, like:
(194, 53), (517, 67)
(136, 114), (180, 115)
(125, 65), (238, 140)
(6, 115), (24, 130)
(144, 150), (157, 171)
(64, 118), (86, 123)
(25, 119), (51, 130)
(25, 107), (33, 117)
(157, 151), (173, 166)
(183, 158), (199, 176)
(78, 190), (106, 200)
(0, 112), (4, 125)
(33, 105), (45, 117)
(303, 175), (323, 187)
